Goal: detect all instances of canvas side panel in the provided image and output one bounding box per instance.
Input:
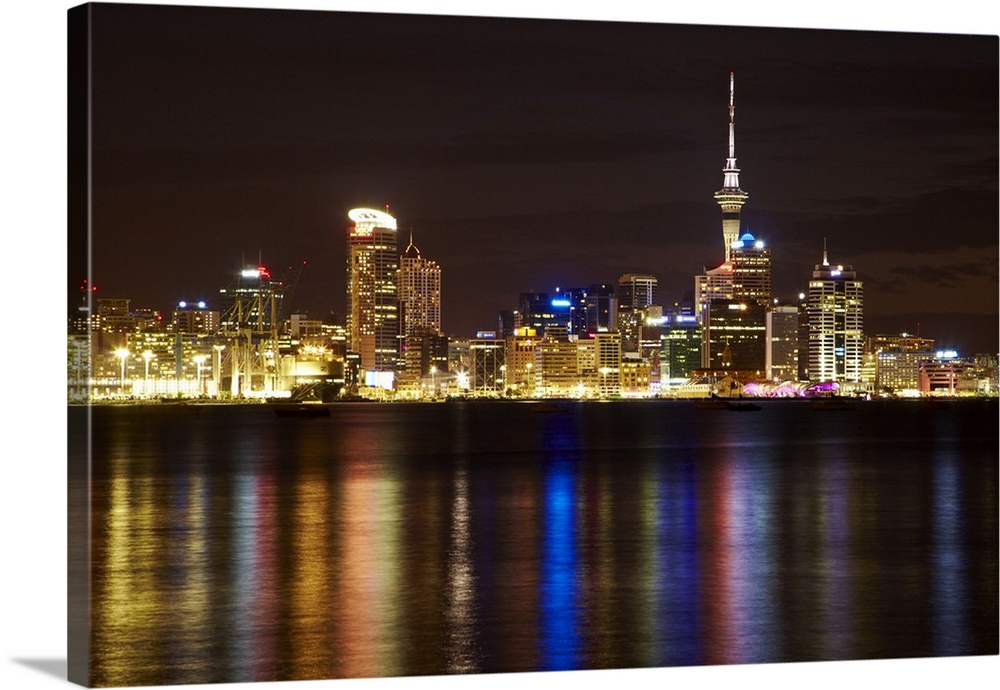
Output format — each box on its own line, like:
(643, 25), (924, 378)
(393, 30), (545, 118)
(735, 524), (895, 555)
(67, 3), (92, 687)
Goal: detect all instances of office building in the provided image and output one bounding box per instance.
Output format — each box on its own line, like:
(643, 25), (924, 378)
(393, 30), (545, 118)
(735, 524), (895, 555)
(617, 273), (657, 352)
(806, 244), (864, 383)
(218, 264), (285, 335)
(595, 332), (622, 398)
(346, 207), (399, 374)
(171, 301), (219, 335)
(397, 230), (442, 380)
(661, 313), (702, 381)
(766, 305), (799, 381)
(730, 231), (771, 305)
(704, 299), (767, 372)
(471, 333), (505, 395)
(398, 231), (442, 337)
(585, 283), (617, 335)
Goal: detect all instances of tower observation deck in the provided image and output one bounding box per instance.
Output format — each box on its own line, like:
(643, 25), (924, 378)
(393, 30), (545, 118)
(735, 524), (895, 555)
(714, 71), (749, 262)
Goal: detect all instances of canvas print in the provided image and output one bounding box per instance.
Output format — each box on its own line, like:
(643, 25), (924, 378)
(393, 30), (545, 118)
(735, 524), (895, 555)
(67, 2), (999, 688)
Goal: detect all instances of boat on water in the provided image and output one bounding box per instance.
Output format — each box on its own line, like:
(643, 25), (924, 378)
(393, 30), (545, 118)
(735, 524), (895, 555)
(272, 404), (331, 418)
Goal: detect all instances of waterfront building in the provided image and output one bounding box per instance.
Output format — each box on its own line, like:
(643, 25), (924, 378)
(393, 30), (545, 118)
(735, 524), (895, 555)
(766, 304), (799, 381)
(346, 207), (399, 376)
(714, 72), (749, 262)
(806, 244), (864, 383)
(535, 339), (580, 398)
(575, 338), (597, 394)
(703, 299), (767, 372)
(661, 313), (702, 382)
(919, 353), (974, 395)
(448, 338), (472, 376)
(876, 349), (935, 394)
(620, 353), (653, 397)
(595, 332), (622, 397)
(470, 333), (505, 395)
(505, 327), (539, 395)
(93, 331), (221, 399)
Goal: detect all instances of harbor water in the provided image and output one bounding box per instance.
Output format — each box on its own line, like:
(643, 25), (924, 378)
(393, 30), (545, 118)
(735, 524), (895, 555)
(74, 399), (998, 686)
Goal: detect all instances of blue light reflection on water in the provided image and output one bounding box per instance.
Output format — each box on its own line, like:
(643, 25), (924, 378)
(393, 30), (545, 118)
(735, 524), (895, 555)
(653, 456), (702, 666)
(539, 415), (581, 671)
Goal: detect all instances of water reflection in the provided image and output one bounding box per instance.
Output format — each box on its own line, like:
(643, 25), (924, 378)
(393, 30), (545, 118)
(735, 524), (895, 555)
(817, 441), (854, 661)
(540, 415), (581, 671)
(445, 468), (479, 672)
(85, 402), (998, 685)
(931, 414), (969, 656)
(336, 420), (404, 678)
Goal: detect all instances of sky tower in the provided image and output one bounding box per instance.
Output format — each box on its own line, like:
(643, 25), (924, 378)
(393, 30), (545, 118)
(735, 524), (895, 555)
(714, 71), (749, 262)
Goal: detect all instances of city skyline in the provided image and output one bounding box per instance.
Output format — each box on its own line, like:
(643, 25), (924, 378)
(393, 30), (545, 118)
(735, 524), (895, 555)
(79, 5), (998, 355)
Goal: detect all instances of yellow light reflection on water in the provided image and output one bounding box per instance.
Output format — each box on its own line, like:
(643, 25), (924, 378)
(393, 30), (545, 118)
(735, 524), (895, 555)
(445, 469), (479, 673)
(96, 457), (162, 686)
(289, 474), (333, 678)
(336, 462), (404, 677)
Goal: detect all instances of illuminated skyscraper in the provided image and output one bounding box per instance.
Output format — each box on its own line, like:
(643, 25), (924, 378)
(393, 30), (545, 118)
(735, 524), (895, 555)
(766, 304), (799, 381)
(730, 231), (771, 305)
(806, 243), (864, 383)
(346, 207), (399, 374)
(398, 230), (441, 336)
(617, 273), (658, 352)
(704, 299), (767, 372)
(714, 71), (749, 262)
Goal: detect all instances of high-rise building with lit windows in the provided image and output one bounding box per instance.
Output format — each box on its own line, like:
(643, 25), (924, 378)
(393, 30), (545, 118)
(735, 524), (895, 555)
(704, 299), (767, 371)
(397, 231), (442, 380)
(398, 231), (441, 337)
(617, 273), (657, 352)
(806, 245), (864, 383)
(346, 207), (399, 374)
(595, 332), (622, 397)
(218, 264), (285, 334)
(766, 304), (799, 381)
(730, 231), (771, 305)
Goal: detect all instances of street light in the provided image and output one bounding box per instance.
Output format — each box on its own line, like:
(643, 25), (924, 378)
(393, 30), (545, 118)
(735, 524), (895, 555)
(430, 365), (437, 399)
(115, 348), (129, 396)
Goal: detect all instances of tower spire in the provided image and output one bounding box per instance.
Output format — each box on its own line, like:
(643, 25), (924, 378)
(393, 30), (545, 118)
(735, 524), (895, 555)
(714, 71), (749, 263)
(728, 70), (736, 162)
(822, 238), (829, 266)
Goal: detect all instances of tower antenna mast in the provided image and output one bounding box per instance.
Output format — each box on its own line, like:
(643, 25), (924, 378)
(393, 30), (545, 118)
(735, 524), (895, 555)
(714, 71), (749, 262)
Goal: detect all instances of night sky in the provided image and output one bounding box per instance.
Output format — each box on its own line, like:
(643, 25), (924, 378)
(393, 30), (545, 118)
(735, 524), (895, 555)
(83, 2), (998, 352)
